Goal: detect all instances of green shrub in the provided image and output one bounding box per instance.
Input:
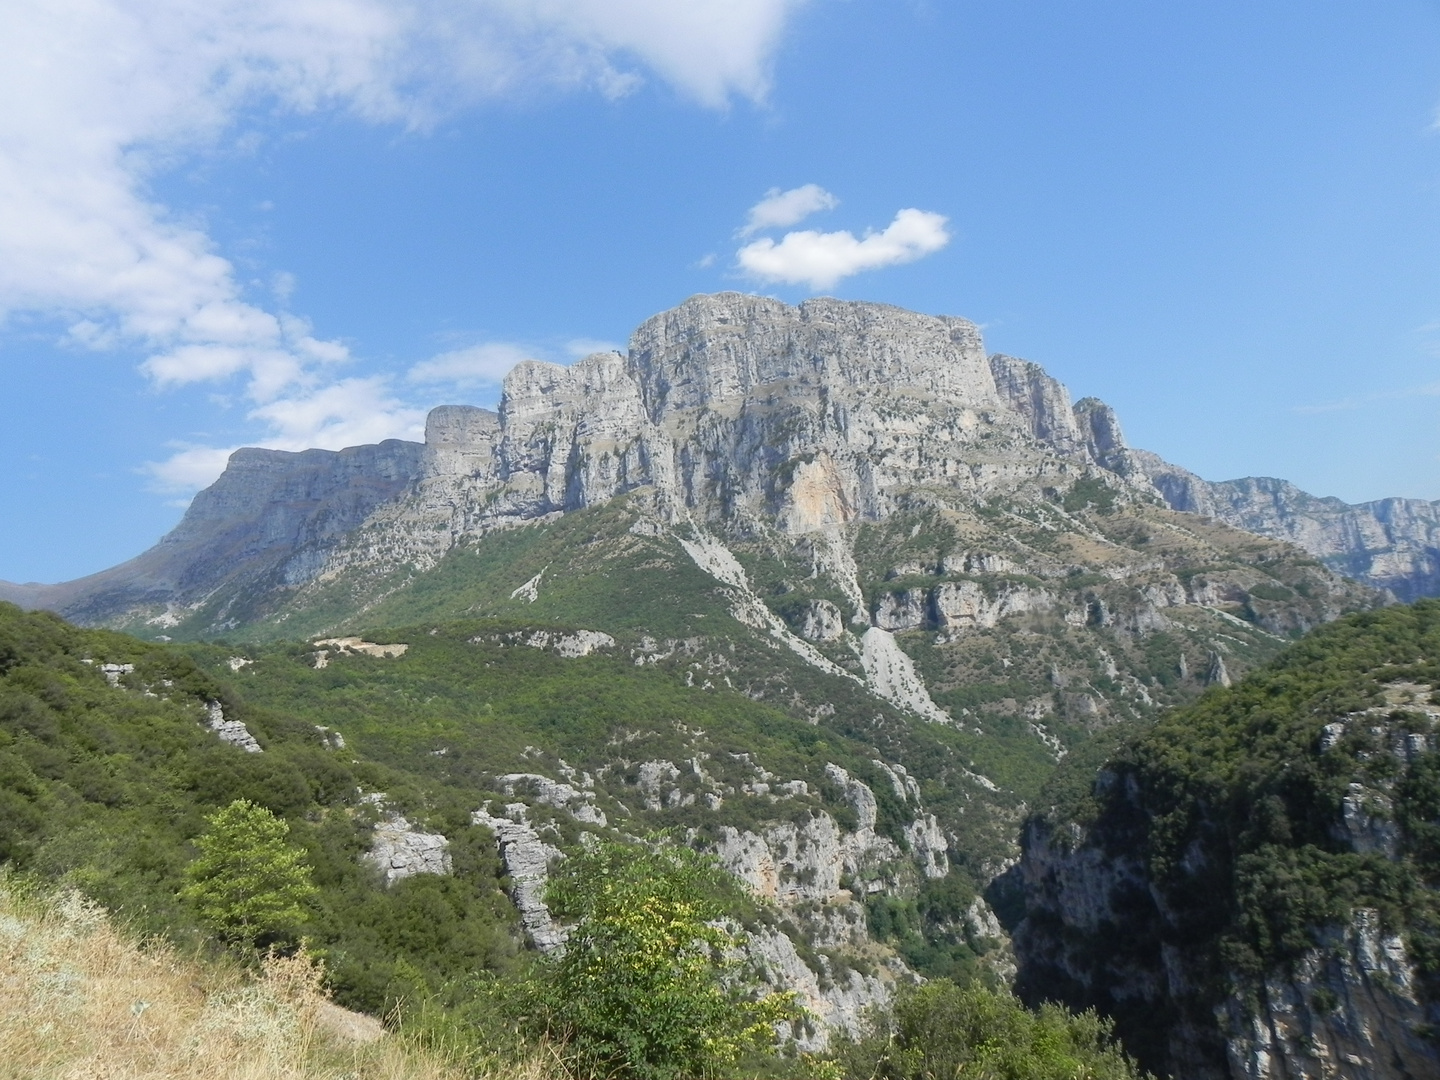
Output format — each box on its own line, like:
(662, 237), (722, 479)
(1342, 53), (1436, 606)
(834, 979), (1146, 1080)
(528, 840), (798, 1080)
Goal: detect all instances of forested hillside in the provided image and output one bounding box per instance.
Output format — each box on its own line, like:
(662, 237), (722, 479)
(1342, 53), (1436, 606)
(1, 598), (1152, 1079)
(0, 601), (519, 1016)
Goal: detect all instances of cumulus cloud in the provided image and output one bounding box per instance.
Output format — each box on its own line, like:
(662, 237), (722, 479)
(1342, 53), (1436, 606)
(408, 343), (540, 386)
(739, 184), (838, 237)
(736, 208), (951, 291)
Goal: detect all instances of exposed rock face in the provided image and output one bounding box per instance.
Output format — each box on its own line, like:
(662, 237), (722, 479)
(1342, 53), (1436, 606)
(860, 628), (953, 725)
(472, 753), (954, 1049)
(988, 354), (1085, 458)
(1219, 909), (1434, 1080)
(498, 773), (607, 826)
(6, 439), (425, 628)
(365, 814), (452, 884)
(520, 629), (615, 658)
(0, 295), (1076, 629)
(932, 581), (1054, 632)
(1133, 453), (1440, 602)
(472, 805), (566, 952)
(204, 700), (261, 753)
(797, 599), (845, 642)
(744, 926), (905, 1050)
(13, 291), (1398, 641)
(1011, 672), (1440, 1080)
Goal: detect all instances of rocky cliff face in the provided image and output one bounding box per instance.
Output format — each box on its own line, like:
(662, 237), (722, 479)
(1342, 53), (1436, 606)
(16, 293), (1378, 637)
(1010, 603), (1440, 1079)
(1133, 453), (1440, 603)
(462, 754), (972, 1048)
(7, 439), (425, 631)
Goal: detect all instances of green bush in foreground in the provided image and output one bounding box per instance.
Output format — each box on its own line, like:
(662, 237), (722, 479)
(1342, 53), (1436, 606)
(181, 798), (318, 947)
(528, 840), (798, 1080)
(834, 979), (1147, 1080)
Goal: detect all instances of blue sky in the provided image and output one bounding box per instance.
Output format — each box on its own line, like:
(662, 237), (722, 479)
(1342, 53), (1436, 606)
(4, 0), (1440, 583)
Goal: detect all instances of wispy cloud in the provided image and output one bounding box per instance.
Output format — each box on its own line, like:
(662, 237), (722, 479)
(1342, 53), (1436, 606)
(1293, 381), (1440, 414)
(407, 343), (540, 387)
(739, 184), (838, 237)
(737, 207), (950, 291)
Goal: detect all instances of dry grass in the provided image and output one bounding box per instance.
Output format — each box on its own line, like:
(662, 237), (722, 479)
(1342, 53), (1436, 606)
(0, 879), (555, 1080)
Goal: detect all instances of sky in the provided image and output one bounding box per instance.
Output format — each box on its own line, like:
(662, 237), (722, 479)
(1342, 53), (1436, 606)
(4, 0), (1440, 584)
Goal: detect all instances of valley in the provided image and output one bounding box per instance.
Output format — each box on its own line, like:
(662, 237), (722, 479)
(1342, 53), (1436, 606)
(2, 293), (1434, 1078)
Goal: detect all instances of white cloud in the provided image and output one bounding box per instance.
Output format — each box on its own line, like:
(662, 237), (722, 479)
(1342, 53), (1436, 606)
(736, 208), (951, 291)
(739, 184), (838, 236)
(4, 0), (804, 504)
(250, 377), (427, 448)
(408, 342), (539, 386)
(145, 445), (243, 495)
(0, 0), (804, 433)
(144, 376), (427, 493)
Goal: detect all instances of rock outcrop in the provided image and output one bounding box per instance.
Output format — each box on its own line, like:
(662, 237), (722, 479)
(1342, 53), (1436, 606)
(365, 813), (453, 884)
(203, 700), (262, 753)
(472, 805), (567, 952)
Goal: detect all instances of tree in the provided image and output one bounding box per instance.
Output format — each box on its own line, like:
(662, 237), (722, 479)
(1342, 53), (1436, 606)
(180, 799), (317, 947)
(531, 840), (797, 1080)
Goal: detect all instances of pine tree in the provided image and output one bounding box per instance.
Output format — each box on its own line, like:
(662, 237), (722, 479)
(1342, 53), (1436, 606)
(180, 799), (317, 947)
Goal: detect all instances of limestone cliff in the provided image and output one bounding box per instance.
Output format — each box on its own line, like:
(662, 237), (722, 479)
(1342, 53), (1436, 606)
(1010, 602), (1440, 1079)
(8, 439), (424, 631)
(19, 293), (1378, 642)
(1133, 453), (1440, 603)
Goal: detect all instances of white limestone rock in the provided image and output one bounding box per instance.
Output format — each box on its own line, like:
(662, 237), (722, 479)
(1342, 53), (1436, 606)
(204, 700), (262, 753)
(498, 773), (607, 826)
(366, 814), (452, 885)
(472, 806), (567, 952)
(521, 629), (616, 657)
(860, 627), (953, 724)
(742, 926), (902, 1051)
(797, 599), (845, 642)
(932, 580), (1054, 632)
(873, 588), (928, 632)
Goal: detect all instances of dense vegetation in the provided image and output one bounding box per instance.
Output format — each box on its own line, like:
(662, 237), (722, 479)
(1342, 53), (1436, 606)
(1, 598), (1159, 1078)
(1022, 599), (1440, 1071)
(0, 602), (519, 1016)
(834, 979), (1146, 1080)
(524, 842), (798, 1080)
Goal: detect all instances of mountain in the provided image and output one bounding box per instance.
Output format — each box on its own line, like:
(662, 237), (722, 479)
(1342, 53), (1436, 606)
(1137, 455), (1440, 603)
(0, 292), (1409, 1055)
(1010, 599), (1440, 1080)
(4, 293), (1382, 637)
(0, 294), (1385, 880)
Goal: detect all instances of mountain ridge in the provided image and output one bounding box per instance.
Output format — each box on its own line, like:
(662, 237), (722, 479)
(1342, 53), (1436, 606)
(5, 291), (1423, 624)
(0, 292), (1415, 1070)
(5, 293), (1430, 618)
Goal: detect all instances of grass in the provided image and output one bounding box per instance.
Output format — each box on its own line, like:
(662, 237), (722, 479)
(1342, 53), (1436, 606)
(0, 875), (557, 1080)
